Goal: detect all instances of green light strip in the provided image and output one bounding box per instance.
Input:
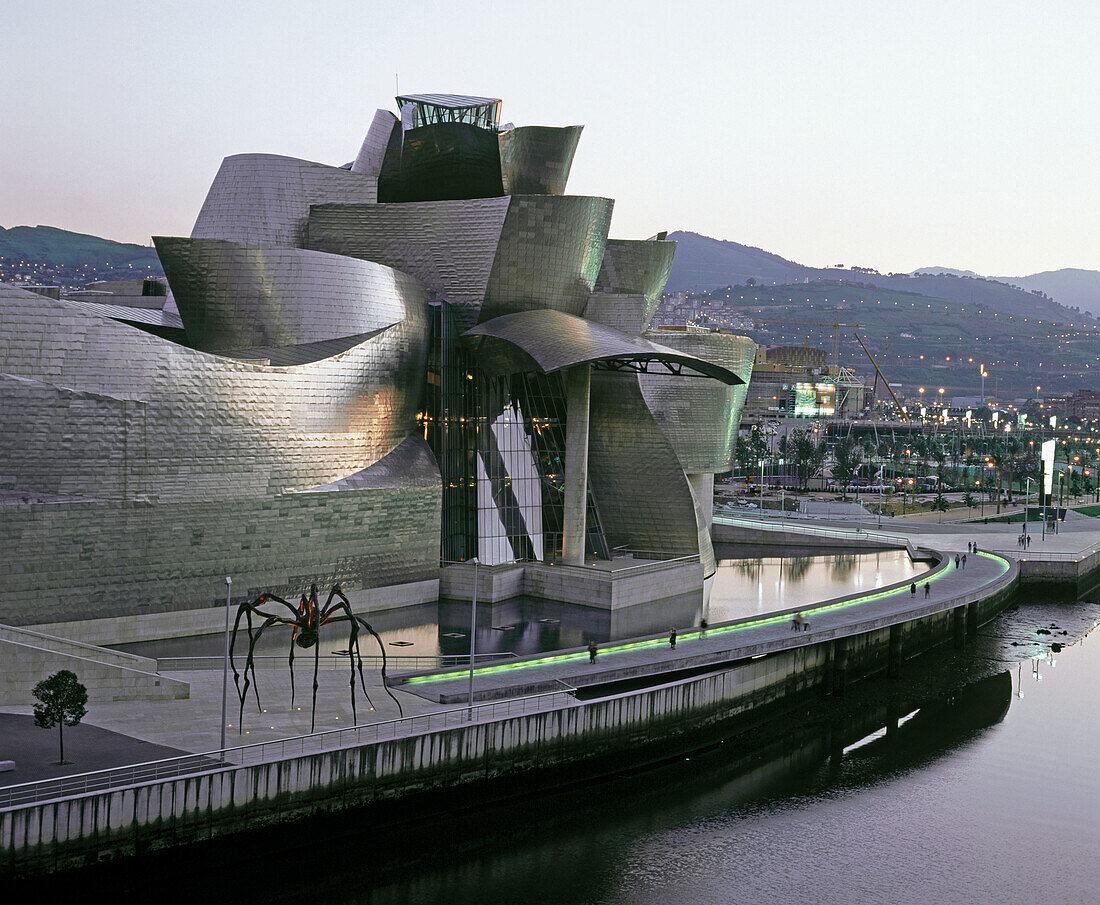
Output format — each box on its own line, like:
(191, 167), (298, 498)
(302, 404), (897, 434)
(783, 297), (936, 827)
(407, 552), (1011, 686)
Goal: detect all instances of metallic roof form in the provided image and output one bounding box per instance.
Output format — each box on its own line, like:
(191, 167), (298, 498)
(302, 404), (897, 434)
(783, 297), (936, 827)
(396, 93), (501, 108)
(463, 309), (743, 385)
(62, 300), (185, 331)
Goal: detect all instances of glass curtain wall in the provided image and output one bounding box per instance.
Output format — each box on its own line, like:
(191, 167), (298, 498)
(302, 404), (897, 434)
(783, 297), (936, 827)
(422, 304), (609, 566)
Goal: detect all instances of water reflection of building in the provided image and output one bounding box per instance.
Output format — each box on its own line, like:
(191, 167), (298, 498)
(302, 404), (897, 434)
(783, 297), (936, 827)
(0, 92), (756, 629)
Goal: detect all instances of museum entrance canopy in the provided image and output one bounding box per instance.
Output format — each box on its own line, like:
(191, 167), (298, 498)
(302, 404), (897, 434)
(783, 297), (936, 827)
(396, 94), (503, 131)
(462, 309), (743, 384)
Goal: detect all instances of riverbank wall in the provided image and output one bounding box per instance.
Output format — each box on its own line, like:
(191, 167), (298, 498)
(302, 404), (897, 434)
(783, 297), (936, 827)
(0, 556), (1018, 879)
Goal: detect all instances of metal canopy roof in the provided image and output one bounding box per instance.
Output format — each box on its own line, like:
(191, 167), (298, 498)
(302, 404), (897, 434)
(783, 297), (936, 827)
(396, 93), (501, 108)
(463, 310), (743, 385)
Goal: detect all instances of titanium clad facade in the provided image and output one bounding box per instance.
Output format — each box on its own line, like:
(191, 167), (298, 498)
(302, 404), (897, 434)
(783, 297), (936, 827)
(307, 198), (513, 328)
(639, 330), (757, 474)
(587, 372), (714, 576)
(352, 109), (402, 177)
(595, 238), (678, 303)
(498, 125), (583, 195)
(155, 237), (420, 351)
(0, 285), (428, 500)
(480, 195), (614, 324)
(191, 154), (379, 247)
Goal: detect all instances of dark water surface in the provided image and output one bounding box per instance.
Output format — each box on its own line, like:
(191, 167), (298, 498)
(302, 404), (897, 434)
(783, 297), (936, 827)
(85, 597), (1100, 905)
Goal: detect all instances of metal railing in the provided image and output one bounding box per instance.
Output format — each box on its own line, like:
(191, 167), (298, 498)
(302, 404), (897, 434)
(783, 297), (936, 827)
(156, 652), (518, 673)
(0, 689), (578, 809)
(713, 514), (912, 548)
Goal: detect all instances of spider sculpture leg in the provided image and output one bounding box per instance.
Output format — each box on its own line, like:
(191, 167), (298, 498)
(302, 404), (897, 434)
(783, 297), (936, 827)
(229, 593), (299, 732)
(238, 615), (285, 725)
(354, 615), (404, 717)
(311, 631), (321, 734)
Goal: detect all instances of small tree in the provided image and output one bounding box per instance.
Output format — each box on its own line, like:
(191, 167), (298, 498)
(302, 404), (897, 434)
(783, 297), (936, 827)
(933, 492), (950, 512)
(33, 670), (88, 765)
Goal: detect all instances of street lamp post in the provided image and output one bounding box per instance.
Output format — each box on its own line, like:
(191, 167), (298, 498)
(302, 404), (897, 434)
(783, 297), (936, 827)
(220, 576), (232, 751)
(467, 557), (480, 719)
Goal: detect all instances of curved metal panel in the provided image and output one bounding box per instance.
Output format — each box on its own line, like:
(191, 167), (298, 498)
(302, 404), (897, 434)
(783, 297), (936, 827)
(498, 125), (583, 195)
(307, 198), (512, 329)
(191, 154), (378, 247)
(0, 285), (429, 502)
(463, 310), (743, 385)
(583, 291), (655, 336)
(480, 195), (614, 323)
(639, 330), (757, 473)
(154, 237), (421, 352)
(595, 238), (677, 300)
(588, 372), (709, 577)
(351, 109), (401, 177)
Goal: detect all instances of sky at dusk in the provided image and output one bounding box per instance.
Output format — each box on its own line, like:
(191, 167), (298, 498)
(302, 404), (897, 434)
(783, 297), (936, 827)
(2, 0), (1097, 276)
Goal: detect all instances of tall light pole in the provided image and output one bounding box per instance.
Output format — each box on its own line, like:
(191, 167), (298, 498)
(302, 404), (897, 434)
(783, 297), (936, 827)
(467, 557), (480, 719)
(980, 364), (987, 408)
(220, 576), (232, 752)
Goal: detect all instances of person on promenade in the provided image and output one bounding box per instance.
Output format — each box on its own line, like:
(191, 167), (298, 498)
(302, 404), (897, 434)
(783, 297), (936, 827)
(700, 618), (708, 638)
(669, 628), (677, 649)
(962, 554), (967, 568)
(1027, 535), (1032, 549)
(924, 582), (931, 598)
(588, 641), (598, 664)
(792, 612), (803, 630)
(910, 582), (916, 597)
(955, 554), (960, 568)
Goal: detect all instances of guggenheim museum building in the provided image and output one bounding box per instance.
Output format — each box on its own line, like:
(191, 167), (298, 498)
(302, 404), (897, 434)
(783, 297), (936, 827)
(0, 94), (754, 632)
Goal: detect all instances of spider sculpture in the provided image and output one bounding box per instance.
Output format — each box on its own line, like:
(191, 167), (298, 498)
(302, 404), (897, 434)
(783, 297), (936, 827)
(230, 582), (402, 733)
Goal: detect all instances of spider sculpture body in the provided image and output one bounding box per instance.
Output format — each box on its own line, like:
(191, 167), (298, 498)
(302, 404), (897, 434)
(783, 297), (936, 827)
(230, 583), (402, 732)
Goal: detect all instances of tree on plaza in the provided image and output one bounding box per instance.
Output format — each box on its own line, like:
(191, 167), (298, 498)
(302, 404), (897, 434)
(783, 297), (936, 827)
(832, 437), (864, 499)
(964, 492), (978, 511)
(32, 669), (88, 765)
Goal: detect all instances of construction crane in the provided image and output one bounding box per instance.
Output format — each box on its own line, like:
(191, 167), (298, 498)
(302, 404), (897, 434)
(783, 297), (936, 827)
(854, 332), (909, 422)
(867, 335), (894, 404)
(741, 310), (864, 368)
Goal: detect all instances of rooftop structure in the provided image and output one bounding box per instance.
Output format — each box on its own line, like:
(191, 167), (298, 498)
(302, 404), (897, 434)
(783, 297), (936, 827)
(396, 94), (502, 130)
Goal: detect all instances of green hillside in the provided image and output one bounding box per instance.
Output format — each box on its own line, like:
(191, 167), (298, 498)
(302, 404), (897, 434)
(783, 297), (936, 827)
(666, 231), (1091, 326)
(0, 225), (160, 268)
(687, 281), (1100, 399)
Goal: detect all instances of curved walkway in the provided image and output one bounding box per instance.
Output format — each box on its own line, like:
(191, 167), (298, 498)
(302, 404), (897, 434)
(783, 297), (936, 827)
(401, 546), (1014, 703)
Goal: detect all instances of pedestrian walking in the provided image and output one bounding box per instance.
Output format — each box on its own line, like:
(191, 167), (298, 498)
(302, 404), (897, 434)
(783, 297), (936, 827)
(700, 618), (708, 638)
(954, 554), (960, 568)
(791, 612), (803, 631)
(924, 582), (931, 598)
(1027, 535), (1032, 549)
(669, 628), (677, 649)
(588, 640), (598, 664)
(910, 582), (916, 597)
(962, 554), (967, 569)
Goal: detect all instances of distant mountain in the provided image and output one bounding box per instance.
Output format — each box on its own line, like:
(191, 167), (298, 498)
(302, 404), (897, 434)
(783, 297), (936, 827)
(992, 269), (1100, 316)
(666, 231), (1092, 324)
(0, 225), (161, 270)
(665, 232), (807, 291)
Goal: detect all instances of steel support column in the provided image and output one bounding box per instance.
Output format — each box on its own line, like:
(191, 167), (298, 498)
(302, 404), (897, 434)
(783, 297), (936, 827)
(562, 363), (591, 566)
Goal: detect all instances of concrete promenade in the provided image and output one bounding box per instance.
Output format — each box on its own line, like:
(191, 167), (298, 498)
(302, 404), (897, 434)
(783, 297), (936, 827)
(400, 546), (1011, 703)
